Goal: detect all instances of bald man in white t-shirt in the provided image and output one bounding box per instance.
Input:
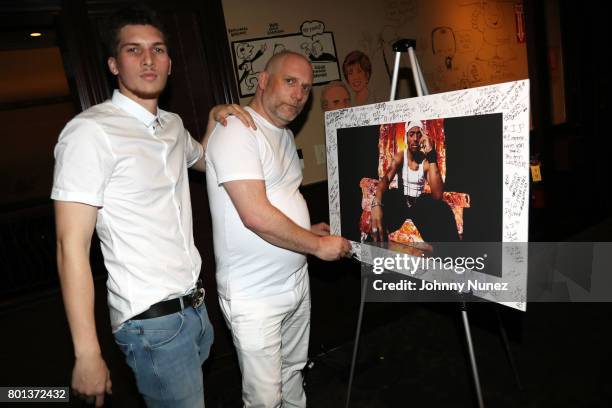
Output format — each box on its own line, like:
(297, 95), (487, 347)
(206, 51), (351, 407)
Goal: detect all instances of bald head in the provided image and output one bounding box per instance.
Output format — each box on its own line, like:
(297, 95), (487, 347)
(250, 51), (313, 127)
(263, 50), (310, 75)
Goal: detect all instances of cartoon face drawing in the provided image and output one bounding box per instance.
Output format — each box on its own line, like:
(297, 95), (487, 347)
(431, 26), (456, 70)
(273, 43), (286, 55)
(235, 42), (267, 94)
(236, 43), (255, 60)
(346, 63), (368, 93)
(311, 41), (323, 58)
(484, 2), (503, 29)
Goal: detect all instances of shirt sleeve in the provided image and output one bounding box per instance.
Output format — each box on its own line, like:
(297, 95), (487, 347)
(206, 118), (264, 185)
(184, 128), (203, 168)
(51, 118), (115, 207)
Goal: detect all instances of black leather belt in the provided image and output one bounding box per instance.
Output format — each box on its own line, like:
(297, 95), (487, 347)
(132, 280), (205, 320)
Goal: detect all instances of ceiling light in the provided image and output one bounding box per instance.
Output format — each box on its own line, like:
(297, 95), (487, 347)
(30, 32), (42, 37)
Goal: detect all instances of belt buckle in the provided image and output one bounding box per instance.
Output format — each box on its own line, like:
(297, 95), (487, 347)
(191, 279), (205, 308)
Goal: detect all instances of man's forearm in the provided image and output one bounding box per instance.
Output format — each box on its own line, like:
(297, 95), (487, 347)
(224, 179), (349, 261)
(190, 144), (206, 172)
(427, 163), (443, 200)
(191, 110), (217, 173)
(57, 241), (101, 358)
(375, 176), (389, 204)
(55, 200), (111, 401)
(201, 109), (218, 156)
(375, 151), (402, 204)
(224, 180), (321, 255)
(242, 203), (321, 256)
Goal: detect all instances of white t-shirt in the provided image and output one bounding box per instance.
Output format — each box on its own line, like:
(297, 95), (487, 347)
(205, 107), (310, 300)
(52, 90), (203, 330)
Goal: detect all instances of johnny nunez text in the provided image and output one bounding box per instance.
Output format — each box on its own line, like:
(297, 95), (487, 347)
(372, 279), (509, 292)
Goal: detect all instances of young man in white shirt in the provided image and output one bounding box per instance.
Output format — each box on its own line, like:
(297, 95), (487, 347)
(52, 5), (253, 407)
(206, 51), (352, 407)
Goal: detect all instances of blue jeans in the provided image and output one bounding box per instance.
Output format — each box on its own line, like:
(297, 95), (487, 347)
(114, 303), (214, 407)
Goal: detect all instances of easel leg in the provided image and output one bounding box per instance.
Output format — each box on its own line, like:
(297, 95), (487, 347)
(461, 303), (485, 408)
(495, 306), (523, 390)
(345, 273), (368, 408)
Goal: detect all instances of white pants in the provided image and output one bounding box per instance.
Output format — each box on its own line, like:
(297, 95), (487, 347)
(219, 275), (310, 408)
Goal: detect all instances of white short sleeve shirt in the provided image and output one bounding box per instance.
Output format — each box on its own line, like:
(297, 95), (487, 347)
(205, 107), (310, 300)
(52, 90), (203, 330)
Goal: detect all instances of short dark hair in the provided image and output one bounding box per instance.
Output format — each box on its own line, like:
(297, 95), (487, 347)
(102, 3), (167, 58)
(342, 50), (372, 80)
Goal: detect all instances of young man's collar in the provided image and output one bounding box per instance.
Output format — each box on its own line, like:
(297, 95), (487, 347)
(111, 90), (164, 129)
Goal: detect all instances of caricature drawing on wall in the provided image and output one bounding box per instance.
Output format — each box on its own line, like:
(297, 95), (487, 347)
(431, 26), (456, 70)
(342, 50), (375, 106)
(470, 1), (515, 61)
(301, 39), (337, 62)
(236, 42), (267, 92)
(272, 43), (286, 55)
(231, 21), (340, 97)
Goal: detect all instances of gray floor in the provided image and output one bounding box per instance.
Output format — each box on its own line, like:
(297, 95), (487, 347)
(1, 213), (611, 407)
(2, 264), (611, 407)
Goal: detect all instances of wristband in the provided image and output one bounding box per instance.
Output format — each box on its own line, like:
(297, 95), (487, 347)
(425, 149), (437, 165)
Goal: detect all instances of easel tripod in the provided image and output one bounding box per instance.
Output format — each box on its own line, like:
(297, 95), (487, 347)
(344, 39), (519, 408)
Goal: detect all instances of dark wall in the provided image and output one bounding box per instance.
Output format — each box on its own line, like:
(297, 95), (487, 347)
(525, 0), (612, 239)
(0, 0), (240, 355)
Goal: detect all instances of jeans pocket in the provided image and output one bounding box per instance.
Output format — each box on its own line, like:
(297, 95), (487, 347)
(139, 312), (185, 350)
(114, 322), (133, 348)
(113, 330), (137, 372)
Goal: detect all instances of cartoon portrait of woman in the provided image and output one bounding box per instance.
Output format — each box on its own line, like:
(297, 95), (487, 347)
(342, 50), (374, 106)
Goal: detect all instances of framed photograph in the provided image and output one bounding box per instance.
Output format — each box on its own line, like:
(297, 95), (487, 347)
(325, 80), (530, 309)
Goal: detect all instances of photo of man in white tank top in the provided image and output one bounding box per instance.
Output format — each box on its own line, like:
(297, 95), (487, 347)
(370, 120), (459, 243)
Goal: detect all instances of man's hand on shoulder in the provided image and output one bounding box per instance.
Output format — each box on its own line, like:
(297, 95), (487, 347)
(210, 104), (256, 130)
(196, 104), (257, 172)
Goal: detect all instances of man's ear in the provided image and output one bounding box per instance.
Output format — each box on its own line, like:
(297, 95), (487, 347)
(108, 57), (119, 76)
(258, 71), (269, 90)
(168, 58), (172, 76)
